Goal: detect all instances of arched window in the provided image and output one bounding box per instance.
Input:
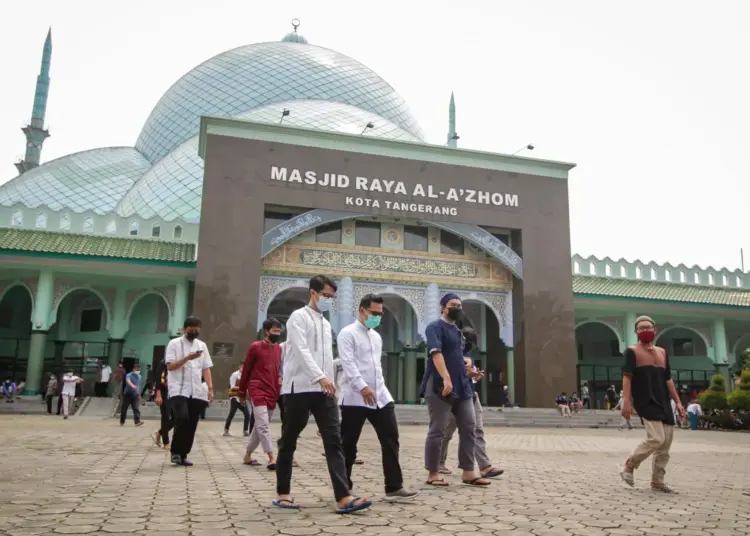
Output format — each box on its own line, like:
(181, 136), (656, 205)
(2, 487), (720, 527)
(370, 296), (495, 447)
(151, 224), (161, 238)
(60, 213), (71, 231)
(129, 221), (139, 236)
(106, 220), (117, 234)
(35, 212), (47, 229)
(11, 210), (23, 227)
(173, 225), (183, 240)
(83, 217), (94, 232)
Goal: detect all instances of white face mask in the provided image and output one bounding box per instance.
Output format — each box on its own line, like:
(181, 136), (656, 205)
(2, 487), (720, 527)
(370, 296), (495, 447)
(317, 296), (333, 312)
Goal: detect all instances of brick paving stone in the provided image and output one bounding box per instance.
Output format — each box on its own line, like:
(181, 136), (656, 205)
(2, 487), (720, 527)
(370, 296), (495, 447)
(1, 417), (749, 536)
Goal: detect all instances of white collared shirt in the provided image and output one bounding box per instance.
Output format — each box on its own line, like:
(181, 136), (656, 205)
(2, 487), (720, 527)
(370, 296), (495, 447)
(100, 366), (111, 382)
(229, 369), (241, 401)
(61, 374), (81, 396)
(281, 306), (335, 395)
(165, 335), (213, 400)
(336, 320), (392, 409)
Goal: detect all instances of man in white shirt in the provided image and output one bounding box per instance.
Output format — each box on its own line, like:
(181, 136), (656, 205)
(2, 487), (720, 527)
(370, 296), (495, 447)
(60, 370), (82, 419)
(686, 399), (703, 430)
(224, 363), (250, 436)
(165, 316), (214, 467)
(97, 361), (112, 397)
(338, 294), (419, 502)
(275, 275), (372, 514)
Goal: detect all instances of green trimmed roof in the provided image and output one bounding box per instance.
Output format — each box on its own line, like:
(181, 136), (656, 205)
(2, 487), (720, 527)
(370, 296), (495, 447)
(0, 228), (195, 263)
(574, 275), (750, 307)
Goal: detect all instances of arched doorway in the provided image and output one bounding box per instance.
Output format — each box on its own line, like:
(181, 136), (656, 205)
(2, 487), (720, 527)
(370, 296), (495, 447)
(50, 289), (110, 395)
(575, 322), (623, 409)
(0, 285), (33, 380)
(656, 327), (712, 398)
(267, 287), (309, 337)
(124, 293), (171, 380)
(460, 299), (506, 406)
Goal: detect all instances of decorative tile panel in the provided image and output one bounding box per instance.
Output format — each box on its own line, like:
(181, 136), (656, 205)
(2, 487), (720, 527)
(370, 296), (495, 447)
(259, 276), (308, 315)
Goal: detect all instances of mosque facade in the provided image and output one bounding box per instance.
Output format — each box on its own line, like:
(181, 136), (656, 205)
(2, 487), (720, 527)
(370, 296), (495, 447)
(1, 26), (749, 407)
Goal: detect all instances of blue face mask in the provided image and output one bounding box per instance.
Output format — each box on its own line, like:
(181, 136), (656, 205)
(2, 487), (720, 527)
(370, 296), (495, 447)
(364, 314), (381, 329)
(317, 296), (333, 312)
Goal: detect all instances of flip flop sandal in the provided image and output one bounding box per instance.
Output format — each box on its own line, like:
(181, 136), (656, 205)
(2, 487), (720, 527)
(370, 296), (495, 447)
(482, 468), (504, 478)
(620, 471), (634, 487)
(462, 478), (491, 486)
(425, 479), (450, 487)
(244, 459), (261, 466)
(152, 433), (161, 448)
(267, 463), (277, 471)
(272, 498), (301, 510)
(335, 497), (372, 515)
(438, 467), (453, 475)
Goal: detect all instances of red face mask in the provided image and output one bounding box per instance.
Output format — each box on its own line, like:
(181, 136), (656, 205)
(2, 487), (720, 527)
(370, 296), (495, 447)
(637, 330), (655, 344)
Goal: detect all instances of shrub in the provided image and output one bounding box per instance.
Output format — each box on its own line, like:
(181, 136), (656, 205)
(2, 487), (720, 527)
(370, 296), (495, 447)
(727, 371), (750, 412)
(697, 374), (728, 410)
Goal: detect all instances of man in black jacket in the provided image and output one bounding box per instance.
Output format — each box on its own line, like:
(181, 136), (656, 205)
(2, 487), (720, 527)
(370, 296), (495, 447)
(152, 359), (173, 448)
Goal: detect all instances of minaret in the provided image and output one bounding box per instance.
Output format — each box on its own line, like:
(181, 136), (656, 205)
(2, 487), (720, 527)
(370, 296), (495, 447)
(15, 28), (52, 174)
(446, 92), (458, 148)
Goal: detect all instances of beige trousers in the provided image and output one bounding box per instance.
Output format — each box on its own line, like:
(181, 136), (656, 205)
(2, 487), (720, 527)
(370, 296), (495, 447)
(61, 394), (74, 417)
(627, 419), (674, 484)
(246, 403), (275, 454)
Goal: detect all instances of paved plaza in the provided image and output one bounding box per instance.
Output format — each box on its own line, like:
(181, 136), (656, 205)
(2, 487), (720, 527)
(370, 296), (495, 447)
(0, 416), (749, 536)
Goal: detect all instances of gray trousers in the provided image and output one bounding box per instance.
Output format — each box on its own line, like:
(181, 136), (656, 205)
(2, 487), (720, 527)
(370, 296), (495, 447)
(440, 393), (491, 469)
(425, 394), (476, 472)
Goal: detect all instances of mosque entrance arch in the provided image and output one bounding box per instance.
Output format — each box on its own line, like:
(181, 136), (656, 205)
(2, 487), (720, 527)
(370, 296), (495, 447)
(261, 208), (523, 279)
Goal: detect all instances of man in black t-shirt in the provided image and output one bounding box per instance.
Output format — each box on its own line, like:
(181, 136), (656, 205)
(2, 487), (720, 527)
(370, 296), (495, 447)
(619, 315), (685, 493)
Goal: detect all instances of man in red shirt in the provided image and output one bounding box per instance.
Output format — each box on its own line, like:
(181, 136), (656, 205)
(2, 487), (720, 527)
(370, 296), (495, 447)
(239, 318), (283, 469)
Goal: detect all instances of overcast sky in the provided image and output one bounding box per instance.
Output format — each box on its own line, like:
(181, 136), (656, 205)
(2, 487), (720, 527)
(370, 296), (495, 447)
(1, 1), (748, 271)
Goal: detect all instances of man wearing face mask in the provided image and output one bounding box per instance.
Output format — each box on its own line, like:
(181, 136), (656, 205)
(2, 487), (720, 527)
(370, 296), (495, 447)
(620, 316), (685, 493)
(337, 294), (420, 502)
(239, 318), (283, 469)
(275, 275), (372, 514)
(421, 293), (490, 488)
(165, 316), (214, 467)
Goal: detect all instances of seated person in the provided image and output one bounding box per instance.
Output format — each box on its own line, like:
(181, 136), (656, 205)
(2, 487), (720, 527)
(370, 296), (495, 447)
(555, 392), (571, 417)
(2, 377), (17, 402)
(568, 392), (581, 413)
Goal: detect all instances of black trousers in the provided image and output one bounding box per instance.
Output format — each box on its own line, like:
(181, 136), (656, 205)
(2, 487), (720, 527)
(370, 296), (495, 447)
(159, 401), (174, 445)
(56, 394), (63, 415)
(225, 399), (251, 432)
(341, 403), (403, 493)
(46, 394), (54, 414)
(120, 392), (141, 424)
(276, 392), (349, 501)
(170, 396), (203, 458)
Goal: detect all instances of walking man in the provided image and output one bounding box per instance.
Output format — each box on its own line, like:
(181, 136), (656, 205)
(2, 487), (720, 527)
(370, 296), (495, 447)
(620, 315), (685, 493)
(60, 369), (82, 419)
(422, 293), (490, 487)
(121, 363), (144, 426)
(338, 294), (419, 501)
(439, 326), (503, 479)
(152, 357), (173, 448)
(165, 316), (214, 467)
(225, 362), (251, 437)
(239, 318), (283, 469)
(275, 275), (372, 514)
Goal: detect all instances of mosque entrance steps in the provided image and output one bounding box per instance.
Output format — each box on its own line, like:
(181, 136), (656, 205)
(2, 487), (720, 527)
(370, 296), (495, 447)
(122, 401), (639, 429)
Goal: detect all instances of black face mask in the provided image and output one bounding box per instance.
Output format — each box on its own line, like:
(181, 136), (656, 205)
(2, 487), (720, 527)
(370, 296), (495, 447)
(464, 342), (473, 353)
(185, 331), (198, 341)
(447, 307), (463, 321)
(268, 334), (280, 344)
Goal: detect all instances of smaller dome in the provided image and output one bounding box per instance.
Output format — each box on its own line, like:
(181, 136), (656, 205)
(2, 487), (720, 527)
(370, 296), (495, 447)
(281, 32), (308, 44)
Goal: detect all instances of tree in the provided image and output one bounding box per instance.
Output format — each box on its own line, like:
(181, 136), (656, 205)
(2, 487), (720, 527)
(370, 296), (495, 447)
(697, 374), (729, 410)
(735, 348), (750, 377)
(727, 371), (750, 412)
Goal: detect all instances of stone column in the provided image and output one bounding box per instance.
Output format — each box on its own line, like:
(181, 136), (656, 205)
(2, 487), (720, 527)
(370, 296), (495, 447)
(25, 270), (55, 394)
(624, 312), (638, 347)
(108, 339), (125, 366)
(172, 278), (189, 337)
(479, 351), (488, 406)
(712, 318), (728, 365)
(336, 276), (354, 332)
(506, 349), (515, 404)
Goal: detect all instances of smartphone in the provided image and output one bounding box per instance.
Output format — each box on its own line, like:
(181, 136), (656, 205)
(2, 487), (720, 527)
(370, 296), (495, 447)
(196, 350), (203, 355)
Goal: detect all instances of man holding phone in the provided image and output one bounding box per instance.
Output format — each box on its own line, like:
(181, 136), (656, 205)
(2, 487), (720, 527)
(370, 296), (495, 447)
(165, 316), (214, 467)
(421, 293), (490, 487)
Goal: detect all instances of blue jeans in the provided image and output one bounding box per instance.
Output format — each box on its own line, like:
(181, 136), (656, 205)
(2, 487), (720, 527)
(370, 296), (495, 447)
(688, 412), (699, 430)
